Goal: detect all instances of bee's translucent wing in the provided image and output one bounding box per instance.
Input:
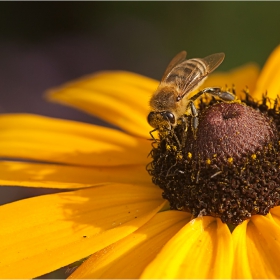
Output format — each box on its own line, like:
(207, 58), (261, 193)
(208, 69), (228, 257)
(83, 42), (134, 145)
(161, 50), (187, 81)
(180, 53), (225, 98)
(203, 52), (225, 73)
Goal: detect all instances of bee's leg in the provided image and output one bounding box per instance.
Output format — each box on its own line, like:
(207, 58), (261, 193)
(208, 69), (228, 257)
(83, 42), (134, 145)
(149, 128), (158, 141)
(190, 87), (235, 102)
(189, 101), (199, 139)
(180, 115), (188, 149)
(209, 87), (235, 101)
(182, 116), (188, 133)
(169, 129), (182, 150)
(189, 88), (209, 102)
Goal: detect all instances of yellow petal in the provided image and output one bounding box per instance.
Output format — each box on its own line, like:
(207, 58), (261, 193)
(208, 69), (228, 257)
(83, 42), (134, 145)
(270, 206), (280, 226)
(47, 71), (158, 138)
(0, 114), (151, 166)
(0, 183), (165, 278)
(140, 217), (233, 279)
(203, 63), (259, 98)
(0, 161), (151, 188)
(254, 45), (280, 100)
(231, 220), (252, 278)
(233, 215), (280, 278)
(70, 210), (192, 279)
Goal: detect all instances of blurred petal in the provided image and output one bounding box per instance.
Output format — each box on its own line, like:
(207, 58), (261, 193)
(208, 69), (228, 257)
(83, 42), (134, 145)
(233, 215), (280, 278)
(0, 183), (165, 278)
(204, 63), (259, 98)
(70, 211), (192, 279)
(0, 114), (151, 166)
(0, 161), (150, 188)
(254, 45), (280, 100)
(47, 71), (158, 138)
(140, 217), (233, 279)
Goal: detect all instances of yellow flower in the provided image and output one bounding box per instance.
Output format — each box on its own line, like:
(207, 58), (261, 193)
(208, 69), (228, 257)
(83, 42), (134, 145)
(0, 46), (280, 279)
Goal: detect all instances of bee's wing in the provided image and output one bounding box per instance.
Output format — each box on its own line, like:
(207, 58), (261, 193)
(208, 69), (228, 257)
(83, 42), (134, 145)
(161, 51), (187, 81)
(180, 53), (225, 98)
(203, 52), (225, 73)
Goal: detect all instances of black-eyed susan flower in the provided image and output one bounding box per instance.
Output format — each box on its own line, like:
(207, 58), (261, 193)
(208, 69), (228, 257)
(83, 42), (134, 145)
(1, 46), (280, 279)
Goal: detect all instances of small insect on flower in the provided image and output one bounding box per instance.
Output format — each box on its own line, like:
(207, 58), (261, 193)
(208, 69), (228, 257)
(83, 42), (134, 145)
(147, 51), (236, 134)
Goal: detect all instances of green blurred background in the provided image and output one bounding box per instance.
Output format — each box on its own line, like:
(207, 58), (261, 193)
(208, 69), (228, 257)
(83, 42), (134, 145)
(1, 1), (280, 119)
(2, 2), (280, 70)
(0, 2), (280, 278)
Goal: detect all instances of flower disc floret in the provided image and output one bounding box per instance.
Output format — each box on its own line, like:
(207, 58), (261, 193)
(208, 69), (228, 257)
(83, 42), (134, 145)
(148, 95), (280, 225)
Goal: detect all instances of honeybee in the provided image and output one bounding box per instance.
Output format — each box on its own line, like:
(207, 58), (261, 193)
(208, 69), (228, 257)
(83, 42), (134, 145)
(147, 51), (235, 132)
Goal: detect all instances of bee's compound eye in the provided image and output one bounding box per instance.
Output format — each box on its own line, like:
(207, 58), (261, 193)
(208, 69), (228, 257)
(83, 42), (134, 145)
(147, 111), (157, 128)
(147, 111), (175, 128)
(164, 111), (176, 125)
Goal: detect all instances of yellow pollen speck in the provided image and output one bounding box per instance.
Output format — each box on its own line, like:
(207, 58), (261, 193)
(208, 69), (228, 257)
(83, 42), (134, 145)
(166, 144), (171, 151)
(253, 206), (259, 211)
(187, 152), (192, 159)
(172, 145), (177, 152)
(228, 157), (233, 164)
(251, 154), (257, 160)
(213, 154), (217, 158)
(206, 159), (211, 165)
(176, 153), (183, 160)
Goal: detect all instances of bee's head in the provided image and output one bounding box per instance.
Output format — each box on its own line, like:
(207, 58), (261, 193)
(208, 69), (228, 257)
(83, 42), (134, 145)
(148, 86), (179, 129)
(147, 111), (176, 129)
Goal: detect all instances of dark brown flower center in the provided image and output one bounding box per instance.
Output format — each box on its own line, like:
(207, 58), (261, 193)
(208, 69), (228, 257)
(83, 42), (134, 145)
(191, 102), (276, 163)
(148, 96), (280, 225)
